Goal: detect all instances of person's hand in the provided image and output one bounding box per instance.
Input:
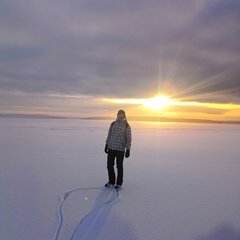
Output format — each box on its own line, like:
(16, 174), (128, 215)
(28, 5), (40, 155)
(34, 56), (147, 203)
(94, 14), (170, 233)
(125, 149), (130, 158)
(104, 144), (108, 154)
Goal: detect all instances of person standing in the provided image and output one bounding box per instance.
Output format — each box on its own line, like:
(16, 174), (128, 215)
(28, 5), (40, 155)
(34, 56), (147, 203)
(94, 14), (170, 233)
(104, 110), (132, 189)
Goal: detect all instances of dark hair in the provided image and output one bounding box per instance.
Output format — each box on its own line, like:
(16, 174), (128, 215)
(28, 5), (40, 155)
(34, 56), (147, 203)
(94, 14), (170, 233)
(117, 110), (126, 116)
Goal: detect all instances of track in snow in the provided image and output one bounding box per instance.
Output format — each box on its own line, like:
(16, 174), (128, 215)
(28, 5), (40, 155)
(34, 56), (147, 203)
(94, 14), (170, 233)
(54, 187), (120, 240)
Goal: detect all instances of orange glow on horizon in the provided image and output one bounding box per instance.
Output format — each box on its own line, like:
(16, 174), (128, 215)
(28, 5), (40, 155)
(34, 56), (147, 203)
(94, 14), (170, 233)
(102, 95), (240, 121)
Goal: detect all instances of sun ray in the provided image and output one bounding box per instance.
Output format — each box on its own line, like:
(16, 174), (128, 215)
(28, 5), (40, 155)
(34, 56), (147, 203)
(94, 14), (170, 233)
(173, 64), (240, 100)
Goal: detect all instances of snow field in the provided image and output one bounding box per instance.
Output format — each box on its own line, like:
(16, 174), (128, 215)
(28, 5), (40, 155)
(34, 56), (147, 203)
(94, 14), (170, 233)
(0, 118), (240, 239)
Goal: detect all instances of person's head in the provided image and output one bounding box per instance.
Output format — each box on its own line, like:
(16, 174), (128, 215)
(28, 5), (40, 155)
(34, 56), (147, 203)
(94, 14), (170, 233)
(117, 109), (126, 121)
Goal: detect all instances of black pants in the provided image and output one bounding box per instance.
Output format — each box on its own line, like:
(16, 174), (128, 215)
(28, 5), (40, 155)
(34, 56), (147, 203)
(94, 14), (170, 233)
(107, 149), (124, 185)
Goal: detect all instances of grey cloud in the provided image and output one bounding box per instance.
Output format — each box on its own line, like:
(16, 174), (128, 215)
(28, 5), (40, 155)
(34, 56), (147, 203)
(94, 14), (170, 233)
(1, 0), (240, 104)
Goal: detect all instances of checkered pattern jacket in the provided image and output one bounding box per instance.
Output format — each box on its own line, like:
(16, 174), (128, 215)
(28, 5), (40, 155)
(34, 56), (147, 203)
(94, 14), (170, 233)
(106, 119), (132, 152)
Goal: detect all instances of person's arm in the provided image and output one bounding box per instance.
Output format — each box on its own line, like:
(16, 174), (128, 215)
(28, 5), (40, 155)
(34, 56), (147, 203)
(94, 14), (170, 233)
(105, 122), (114, 153)
(125, 125), (132, 158)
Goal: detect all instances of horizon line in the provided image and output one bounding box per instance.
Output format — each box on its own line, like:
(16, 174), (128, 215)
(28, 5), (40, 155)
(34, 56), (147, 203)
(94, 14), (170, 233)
(0, 113), (240, 125)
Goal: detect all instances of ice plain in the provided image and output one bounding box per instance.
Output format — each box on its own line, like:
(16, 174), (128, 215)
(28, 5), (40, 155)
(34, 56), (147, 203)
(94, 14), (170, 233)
(1, 118), (240, 240)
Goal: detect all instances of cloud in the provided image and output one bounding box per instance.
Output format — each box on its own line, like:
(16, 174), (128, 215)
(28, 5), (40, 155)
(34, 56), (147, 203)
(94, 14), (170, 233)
(0, 0), (240, 112)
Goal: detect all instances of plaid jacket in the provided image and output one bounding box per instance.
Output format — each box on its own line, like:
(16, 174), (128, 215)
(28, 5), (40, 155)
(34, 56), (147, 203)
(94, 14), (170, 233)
(106, 119), (132, 152)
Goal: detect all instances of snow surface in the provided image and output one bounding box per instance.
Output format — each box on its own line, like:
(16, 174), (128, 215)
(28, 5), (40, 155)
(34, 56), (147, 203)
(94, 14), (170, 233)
(1, 118), (240, 240)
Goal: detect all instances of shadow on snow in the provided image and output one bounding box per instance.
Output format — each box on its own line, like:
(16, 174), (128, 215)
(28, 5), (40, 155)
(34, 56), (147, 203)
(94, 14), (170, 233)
(195, 224), (240, 240)
(54, 186), (138, 240)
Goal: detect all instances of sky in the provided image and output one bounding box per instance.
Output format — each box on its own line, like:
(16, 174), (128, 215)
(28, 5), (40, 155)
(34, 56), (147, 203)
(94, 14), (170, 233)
(1, 0), (240, 120)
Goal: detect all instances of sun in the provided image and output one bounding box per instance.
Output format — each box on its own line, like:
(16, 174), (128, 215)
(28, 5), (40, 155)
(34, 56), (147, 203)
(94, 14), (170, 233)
(103, 95), (174, 110)
(143, 95), (173, 110)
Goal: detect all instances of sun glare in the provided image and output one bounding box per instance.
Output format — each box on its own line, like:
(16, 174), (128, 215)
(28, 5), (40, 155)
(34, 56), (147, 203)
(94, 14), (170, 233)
(144, 95), (173, 110)
(103, 95), (174, 110)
